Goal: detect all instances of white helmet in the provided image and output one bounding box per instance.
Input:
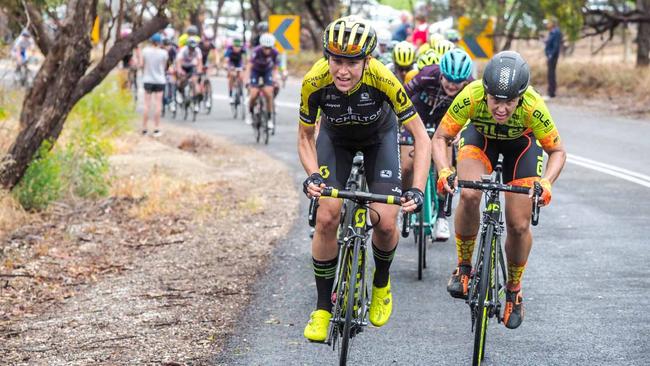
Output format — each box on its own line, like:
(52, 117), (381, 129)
(377, 29), (392, 46)
(259, 33), (276, 47)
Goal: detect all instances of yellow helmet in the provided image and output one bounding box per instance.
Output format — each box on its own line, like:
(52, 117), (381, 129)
(428, 32), (445, 48)
(393, 41), (416, 67)
(432, 39), (455, 58)
(417, 49), (441, 70)
(323, 16), (377, 59)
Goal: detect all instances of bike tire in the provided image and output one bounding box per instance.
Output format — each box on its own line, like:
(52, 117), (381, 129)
(401, 212), (410, 238)
(417, 211), (425, 280)
(231, 93), (238, 118)
(204, 82), (212, 114)
(472, 225), (494, 366)
(340, 239), (360, 366)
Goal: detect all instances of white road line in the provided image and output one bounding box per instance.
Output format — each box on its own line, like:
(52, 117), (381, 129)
(212, 93), (299, 109)
(567, 154), (650, 188)
(211, 91), (650, 188)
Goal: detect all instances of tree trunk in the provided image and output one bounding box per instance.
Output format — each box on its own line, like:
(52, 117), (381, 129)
(303, 20), (321, 50)
(501, 3), (523, 51)
(213, 0), (226, 40)
(0, 3), (168, 189)
(638, 0), (650, 66)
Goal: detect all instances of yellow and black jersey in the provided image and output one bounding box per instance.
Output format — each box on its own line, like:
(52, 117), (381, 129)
(299, 57), (417, 144)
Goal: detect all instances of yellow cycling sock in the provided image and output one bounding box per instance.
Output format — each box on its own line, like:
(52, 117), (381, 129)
(507, 261), (527, 291)
(456, 234), (476, 265)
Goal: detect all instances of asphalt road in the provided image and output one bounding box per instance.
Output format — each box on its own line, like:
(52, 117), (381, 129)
(157, 75), (650, 366)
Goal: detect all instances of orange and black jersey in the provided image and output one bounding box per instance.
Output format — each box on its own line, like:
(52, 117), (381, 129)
(300, 57), (417, 144)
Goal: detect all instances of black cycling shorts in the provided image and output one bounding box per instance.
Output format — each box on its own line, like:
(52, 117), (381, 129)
(458, 122), (543, 184)
(144, 83), (165, 93)
(316, 126), (402, 196)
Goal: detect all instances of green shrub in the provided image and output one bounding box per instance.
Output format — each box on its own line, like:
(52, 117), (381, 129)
(60, 135), (111, 199)
(13, 140), (63, 211)
(11, 76), (135, 210)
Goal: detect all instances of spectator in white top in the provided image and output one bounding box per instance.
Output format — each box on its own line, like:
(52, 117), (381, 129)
(140, 33), (168, 137)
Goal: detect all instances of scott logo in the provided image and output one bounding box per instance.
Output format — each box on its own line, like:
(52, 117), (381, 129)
(396, 89), (408, 106)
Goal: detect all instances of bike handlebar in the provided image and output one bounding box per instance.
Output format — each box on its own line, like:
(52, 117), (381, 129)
(321, 187), (402, 205)
(457, 180), (530, 194)
(455, 180), (543, 226)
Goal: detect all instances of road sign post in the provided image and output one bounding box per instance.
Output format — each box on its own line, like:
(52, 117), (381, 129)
(457, 16), (494, 60)
(269, 15), (300, 54)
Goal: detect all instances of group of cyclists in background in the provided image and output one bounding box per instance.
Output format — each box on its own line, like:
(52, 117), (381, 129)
(115, 21), (283, 134)
(299, 14), (566, 364)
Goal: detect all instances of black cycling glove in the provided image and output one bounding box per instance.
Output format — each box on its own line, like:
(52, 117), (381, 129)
(303, 173), (324, 195)
(402, 187), (424, 213)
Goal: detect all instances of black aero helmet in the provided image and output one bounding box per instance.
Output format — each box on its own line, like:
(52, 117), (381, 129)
(482, 51), (530, 100)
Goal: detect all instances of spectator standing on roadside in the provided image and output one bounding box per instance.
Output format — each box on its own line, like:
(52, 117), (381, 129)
(544, 17), (562, 98)
(141, 33), (168, 137)
(392, 12), (412, 42)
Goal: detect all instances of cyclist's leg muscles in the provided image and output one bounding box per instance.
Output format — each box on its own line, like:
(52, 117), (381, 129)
(311, 131), (354, 313)
(262, 69), (274, 114)
(227, 66), (234, 94)
(364, 127), (402, 249)
(502, 133), (542, 291)
(248, 70), (261, 112)
(455, 124), (496, 264)
(399, 126), (415, 190)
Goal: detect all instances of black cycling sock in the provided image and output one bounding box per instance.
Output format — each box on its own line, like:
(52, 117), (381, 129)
(438, 198), (445, 218)
(313, 257), (337, 312)
(373, 243), (397, 288)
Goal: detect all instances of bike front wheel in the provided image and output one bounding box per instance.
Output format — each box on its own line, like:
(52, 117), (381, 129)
(416, 211), (426, 280)
(339, 241), (360, 366)
(472, 225), (494, 366)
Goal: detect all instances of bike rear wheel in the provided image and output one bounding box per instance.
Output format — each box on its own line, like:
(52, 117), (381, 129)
(472, 226), (494, 366)
(204, 81), (212, 114)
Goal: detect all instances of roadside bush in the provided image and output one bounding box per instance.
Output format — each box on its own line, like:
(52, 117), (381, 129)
(13, 140), (63, 211)
(9, 75), (135, 210)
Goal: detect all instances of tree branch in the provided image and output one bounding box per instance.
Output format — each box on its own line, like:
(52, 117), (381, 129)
(72, 13), (169, 104)
(23, 1), (53, 55)
(304, 0), (326, 30)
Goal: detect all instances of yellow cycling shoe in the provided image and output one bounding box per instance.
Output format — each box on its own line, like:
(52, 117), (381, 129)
(369, 277), (393, 327)
(303, 309), (332, 342)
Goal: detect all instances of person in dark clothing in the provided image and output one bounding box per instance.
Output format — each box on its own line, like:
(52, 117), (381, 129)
(392, 12), (412, 42)
(544, 18), (562, 98)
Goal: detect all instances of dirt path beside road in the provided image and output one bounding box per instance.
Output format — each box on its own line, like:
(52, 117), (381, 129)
(0, 125), (298, 365)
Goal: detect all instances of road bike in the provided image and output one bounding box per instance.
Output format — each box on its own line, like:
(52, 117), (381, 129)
(251, 92), (271, 144)
(448, 154), (541, 365)
(399, 128), (439, 280)
(175, 73), (198, 122)
(310, 153), (401, 365)
(230, 68), (245, 120)
(162, 73), (176, 118)
(14, 57), (34, 88)
(201, 71), (212, 114)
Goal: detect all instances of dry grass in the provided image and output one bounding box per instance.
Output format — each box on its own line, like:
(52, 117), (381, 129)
(288, 50), (323, 77)
(0, 189), (27, 233)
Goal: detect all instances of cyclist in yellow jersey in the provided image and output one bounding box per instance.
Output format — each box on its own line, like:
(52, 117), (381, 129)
(299, 16), (431, 342)
(178, 25), (198, 48)
(433, 51), (566, 329)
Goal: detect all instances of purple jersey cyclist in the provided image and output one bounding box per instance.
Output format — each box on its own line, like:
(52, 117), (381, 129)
(246, 33), (279, 127)
(248, 44), (279, 86)
(402, 48), (475, 241)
